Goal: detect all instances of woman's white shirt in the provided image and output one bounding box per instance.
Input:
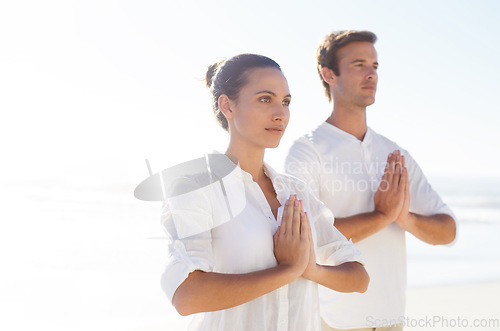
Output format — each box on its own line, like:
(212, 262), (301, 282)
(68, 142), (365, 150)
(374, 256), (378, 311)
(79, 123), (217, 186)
(160, 157), (364, 331)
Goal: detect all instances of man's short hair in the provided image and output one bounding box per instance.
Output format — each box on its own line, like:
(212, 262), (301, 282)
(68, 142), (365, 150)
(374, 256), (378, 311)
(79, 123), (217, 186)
(316, 30), (377, 102)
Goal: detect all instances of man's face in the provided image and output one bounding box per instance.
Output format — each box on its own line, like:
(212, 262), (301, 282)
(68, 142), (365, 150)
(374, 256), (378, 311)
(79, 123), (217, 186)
(332, 41), (378, 109)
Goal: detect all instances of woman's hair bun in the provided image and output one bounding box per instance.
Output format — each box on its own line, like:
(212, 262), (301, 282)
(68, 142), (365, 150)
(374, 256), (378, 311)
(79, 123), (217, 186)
(205, 59), (225, 88)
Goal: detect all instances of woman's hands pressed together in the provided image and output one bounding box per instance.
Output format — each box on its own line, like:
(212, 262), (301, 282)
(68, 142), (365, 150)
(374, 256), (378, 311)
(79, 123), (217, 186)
(273, 195), (316, 279)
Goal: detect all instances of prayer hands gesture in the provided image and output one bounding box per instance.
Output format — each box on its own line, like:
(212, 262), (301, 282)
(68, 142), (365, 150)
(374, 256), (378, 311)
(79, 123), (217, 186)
(374, 150), (410, 225)
(273, 195), (316, 278)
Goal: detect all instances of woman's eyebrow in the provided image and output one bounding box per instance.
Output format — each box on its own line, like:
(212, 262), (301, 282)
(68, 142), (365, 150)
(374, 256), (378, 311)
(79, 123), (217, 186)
(255, 90), (292, 98)
(255, 90), (276, 96)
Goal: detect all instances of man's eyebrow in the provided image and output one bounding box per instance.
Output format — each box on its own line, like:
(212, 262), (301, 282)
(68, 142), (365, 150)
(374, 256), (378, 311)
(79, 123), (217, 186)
(255, 90), (292, 98)
(351, 59), (379, 66)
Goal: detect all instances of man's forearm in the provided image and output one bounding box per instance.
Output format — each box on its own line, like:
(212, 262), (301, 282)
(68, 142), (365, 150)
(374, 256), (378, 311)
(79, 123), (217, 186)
(400, 213), (456, 245)
(334, 211), (392, 243)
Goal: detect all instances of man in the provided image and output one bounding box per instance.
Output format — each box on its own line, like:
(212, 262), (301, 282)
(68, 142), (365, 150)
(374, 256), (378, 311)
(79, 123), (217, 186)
(285, 30), (456, 331)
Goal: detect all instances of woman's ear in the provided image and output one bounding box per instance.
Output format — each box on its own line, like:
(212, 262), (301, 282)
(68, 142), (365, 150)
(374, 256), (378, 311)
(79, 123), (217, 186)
(218, 94), (233, 120)
(320, 67), (336, 86)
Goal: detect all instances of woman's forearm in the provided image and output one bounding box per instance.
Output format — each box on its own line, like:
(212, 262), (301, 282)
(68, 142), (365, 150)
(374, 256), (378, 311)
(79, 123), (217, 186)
(172, 266), (299, 316)
(305, 261), (369, 293)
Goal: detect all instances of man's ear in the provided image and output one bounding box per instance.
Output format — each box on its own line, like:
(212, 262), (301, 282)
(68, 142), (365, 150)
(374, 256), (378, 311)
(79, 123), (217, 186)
(218, 94), (233, 120)
(320, 67), (336, 87)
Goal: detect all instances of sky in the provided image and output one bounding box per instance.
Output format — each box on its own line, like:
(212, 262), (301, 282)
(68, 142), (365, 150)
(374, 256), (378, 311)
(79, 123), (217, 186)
(1, 0), (500, 188)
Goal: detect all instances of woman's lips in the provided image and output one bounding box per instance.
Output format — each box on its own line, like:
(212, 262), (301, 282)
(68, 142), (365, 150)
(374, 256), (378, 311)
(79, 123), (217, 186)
(265, 128), (284, 134)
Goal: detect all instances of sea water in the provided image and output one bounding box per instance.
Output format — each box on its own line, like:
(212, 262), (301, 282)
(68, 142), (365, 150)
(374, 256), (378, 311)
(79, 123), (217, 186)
(407, 176), (500, 288)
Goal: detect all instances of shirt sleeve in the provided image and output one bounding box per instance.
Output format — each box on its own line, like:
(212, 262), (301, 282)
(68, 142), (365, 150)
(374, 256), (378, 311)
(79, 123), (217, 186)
(404, 150), (458, 245)
(305, 188), (366, 266)
(160, 177), (216, 303)
(284, 137), (322, 199)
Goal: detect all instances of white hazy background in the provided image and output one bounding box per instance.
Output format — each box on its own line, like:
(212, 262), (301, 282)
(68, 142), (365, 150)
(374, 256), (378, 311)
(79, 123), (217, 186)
(1, 0), (500, 330)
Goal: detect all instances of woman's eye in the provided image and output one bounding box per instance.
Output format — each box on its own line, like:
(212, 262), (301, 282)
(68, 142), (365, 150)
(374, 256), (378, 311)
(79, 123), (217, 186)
(259, 96), (271, 103)
(282, 100), (291, 106)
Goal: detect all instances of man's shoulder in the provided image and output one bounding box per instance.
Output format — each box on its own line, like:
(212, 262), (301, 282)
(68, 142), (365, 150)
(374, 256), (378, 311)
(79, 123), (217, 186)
(290, 122), (332, 148)
(369, 127), (407, 151)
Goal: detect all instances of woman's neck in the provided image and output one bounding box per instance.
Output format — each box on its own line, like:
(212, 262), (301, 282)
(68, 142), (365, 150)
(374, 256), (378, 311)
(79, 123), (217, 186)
(225, 140), (266, 183)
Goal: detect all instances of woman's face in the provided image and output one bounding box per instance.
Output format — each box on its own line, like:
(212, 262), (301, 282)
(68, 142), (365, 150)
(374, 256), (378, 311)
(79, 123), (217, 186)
(226, 67), (291, 149)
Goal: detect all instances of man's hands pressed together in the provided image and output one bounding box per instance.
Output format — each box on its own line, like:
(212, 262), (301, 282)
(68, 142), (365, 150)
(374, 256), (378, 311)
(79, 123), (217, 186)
(374, 150), (408, 226)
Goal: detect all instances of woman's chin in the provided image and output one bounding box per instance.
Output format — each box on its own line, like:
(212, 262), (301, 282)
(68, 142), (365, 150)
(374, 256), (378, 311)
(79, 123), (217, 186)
(266, 139), (282, 149)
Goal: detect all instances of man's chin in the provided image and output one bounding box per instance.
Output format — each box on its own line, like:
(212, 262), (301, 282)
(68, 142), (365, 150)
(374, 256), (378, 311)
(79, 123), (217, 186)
(365, 97), (376, 107)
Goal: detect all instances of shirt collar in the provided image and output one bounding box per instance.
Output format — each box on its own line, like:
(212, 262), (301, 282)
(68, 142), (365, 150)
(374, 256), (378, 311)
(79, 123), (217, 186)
(321, 121), (373, 145)
(209, 150), (288, 200)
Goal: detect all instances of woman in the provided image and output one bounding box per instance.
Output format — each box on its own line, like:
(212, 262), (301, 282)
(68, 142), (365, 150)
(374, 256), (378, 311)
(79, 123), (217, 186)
(161, 54), (368, 330)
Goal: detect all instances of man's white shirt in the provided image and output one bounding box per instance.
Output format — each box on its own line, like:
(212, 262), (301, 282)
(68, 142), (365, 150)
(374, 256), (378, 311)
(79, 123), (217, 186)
(285, 122), (455, 329)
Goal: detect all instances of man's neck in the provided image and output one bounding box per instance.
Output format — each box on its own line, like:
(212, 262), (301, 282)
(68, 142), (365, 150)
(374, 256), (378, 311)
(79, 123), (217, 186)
(326, 104), (368, 141)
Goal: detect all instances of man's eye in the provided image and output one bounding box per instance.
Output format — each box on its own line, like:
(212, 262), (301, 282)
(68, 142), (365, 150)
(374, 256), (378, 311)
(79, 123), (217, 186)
(282, 100), (291, 106)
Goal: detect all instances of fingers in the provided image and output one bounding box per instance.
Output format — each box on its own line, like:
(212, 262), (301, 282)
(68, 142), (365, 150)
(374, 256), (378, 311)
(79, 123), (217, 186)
(393, 159), (401, 187)
(300, 210), (308, 239)
(380, 152), (393, 191)
(380, 150), (409, 192)
(302, 211), (316, 267)
(401, 167), (409, 194)
(389, 150), (405, 186)
(292, 199), (303, 237)
(281, 195), (295, 236)
(303, 212), (313, 248)
(388, 152), (396, 177)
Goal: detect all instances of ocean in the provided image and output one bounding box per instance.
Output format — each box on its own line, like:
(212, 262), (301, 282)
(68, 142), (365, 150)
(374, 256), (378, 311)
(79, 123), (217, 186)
(1, 175), (499, 330)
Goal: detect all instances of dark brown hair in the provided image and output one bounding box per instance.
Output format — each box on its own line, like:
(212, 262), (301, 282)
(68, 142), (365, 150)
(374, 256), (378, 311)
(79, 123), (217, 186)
(206, 54), (281, 131)
(316, 30), (377, 102)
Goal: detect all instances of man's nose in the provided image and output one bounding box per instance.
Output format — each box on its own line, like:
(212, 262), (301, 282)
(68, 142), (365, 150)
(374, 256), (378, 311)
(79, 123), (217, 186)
(367, 67), (377, 80)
